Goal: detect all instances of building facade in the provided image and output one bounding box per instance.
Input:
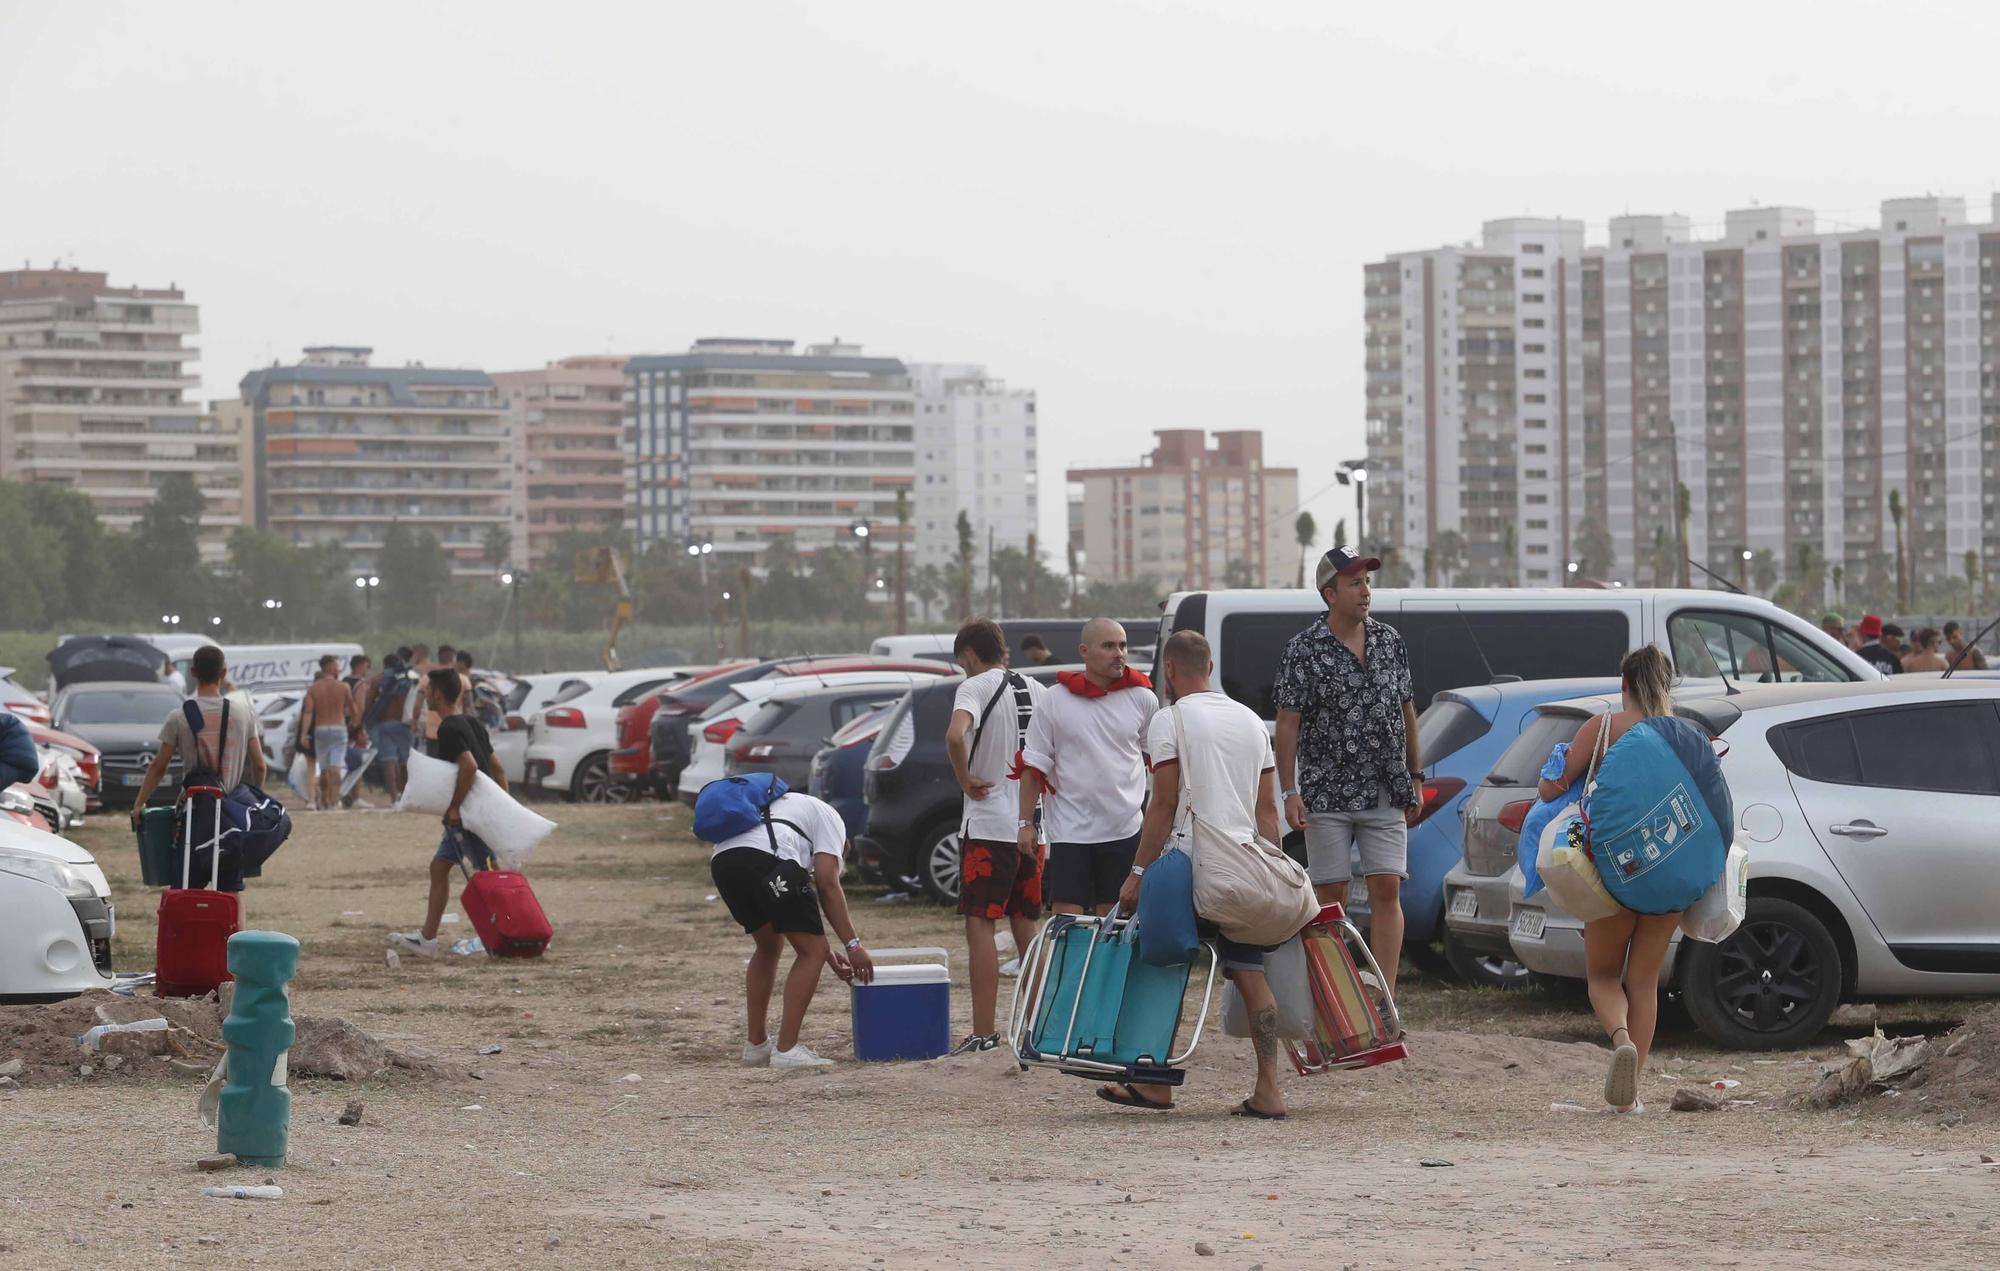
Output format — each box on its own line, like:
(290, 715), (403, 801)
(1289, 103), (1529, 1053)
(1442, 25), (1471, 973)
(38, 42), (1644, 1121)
(1068, 430), (1297, 589)
(0, 267), (243, 558)
(238, 346), (510, 576)
(911, 362), (1038, 589)
(494, 356), (628, 570)
(624, 339), (915, 569)
(1367, 196), (2000, 601)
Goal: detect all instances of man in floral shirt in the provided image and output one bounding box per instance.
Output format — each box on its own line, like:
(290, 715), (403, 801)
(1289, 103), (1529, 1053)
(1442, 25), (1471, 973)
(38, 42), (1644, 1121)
(1273, 546), (1420, 995)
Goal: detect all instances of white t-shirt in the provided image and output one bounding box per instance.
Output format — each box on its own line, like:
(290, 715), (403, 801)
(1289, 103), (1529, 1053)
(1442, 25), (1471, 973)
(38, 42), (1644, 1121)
(1145, 690), (1274, 847)
(952, 668), (1048, 842)
(707, 792), (848, 872)
(1019, 677), (1158, 844)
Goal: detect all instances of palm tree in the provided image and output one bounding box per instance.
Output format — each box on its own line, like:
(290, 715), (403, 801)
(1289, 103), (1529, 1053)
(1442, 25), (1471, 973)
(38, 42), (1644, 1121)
(482, 525), (512, 570)
(1293, 511), (1316, 588)
(1966, 549), (1980, 615)
(954, 511), (976, 620)
(1432, 529), (1467, 586)
(1888, 488), (1906, 612)
(1066, 539), (1080, 616)
(1751, 549), (1778, 596)
(1674, 482), (1692, 588)
(1831, 562), (1845, 609)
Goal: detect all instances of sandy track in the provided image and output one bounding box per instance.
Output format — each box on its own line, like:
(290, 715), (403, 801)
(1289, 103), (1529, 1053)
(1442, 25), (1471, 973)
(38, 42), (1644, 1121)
(0, 802), (1995, 1269)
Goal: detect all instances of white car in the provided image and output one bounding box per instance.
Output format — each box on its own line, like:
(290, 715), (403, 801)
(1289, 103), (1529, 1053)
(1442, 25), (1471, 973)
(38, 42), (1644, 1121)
(0, 668), (50, 727)
(523, 666), (702, 801)
(674, 672), (937, 805)
(1504, 677), (2000, 1049)
(0, 813), (114, 999)
(494, 671), (604, 784)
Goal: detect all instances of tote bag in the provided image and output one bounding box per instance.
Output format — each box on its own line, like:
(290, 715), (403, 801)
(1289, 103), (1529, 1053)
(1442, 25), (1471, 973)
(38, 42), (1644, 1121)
(1172, 705), (1319, 947)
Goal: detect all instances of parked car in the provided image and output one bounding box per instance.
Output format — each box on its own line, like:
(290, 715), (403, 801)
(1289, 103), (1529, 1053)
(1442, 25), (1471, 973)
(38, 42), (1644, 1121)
(22, 721), (101, 809)
(859, 664), (1069, 904)
(0, 668), (50, 726)
(640, 657), (955, 799)
(678, 672), (943, 804)
(1153, 587), (1874, 718)
(49, 681), (186, 808)
(521, 666), (701, 801)
(610, 661), (754, 795)
(722, 677), (931, 790)
(1501, 677), (2000, 1049)
(0, 813), (115, 1001)
(494, 671), (604, 784)
(809, 704), (895, 844)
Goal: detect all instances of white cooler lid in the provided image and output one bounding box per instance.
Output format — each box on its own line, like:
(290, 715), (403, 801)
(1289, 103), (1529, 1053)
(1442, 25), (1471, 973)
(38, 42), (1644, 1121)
(862, 964), (949, 987)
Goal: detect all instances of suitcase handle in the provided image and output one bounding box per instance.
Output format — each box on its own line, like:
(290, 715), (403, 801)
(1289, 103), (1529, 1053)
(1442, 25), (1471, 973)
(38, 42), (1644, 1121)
(178, 786), (228, 892)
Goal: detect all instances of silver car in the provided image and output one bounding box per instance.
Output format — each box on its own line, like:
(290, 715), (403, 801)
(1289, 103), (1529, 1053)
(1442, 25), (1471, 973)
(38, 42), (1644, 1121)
(1505, 677), (2000, 1048)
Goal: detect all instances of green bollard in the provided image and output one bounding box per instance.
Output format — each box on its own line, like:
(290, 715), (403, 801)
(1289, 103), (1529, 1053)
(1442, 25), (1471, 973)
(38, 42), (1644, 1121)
(218, 930), (300, 1168)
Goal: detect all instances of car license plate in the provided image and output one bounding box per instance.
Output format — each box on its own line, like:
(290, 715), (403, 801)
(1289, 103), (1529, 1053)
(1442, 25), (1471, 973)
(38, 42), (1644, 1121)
(1449, 890), (1478, 920)
(1513, 909), (1546, 941)
(121, 773), (146, 786)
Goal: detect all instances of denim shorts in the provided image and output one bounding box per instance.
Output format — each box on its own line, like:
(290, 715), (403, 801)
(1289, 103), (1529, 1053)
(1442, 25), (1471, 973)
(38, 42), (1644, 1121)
(434, 826), (495, 870)
(374, 721), (413, 762)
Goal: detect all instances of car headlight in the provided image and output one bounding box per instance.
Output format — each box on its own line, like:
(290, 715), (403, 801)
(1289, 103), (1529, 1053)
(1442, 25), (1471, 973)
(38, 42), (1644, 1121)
(0, 845), (108, 898)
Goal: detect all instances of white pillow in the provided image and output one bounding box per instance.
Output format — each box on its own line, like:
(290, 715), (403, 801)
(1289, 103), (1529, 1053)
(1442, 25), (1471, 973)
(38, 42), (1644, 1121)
(396, 748), (555, 869)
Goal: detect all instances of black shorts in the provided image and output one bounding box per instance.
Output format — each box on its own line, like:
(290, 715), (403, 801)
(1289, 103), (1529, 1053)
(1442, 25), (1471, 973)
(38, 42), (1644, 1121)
(709, 847), (823, 936)
(1044, 833), (1140, 911)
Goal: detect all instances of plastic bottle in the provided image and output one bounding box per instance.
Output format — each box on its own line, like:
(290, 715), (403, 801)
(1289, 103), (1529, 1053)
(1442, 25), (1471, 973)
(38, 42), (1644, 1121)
(202, 1185), (284, 1201)
(217, 931), (300, 1168)
(76, 1018), (171, 1051)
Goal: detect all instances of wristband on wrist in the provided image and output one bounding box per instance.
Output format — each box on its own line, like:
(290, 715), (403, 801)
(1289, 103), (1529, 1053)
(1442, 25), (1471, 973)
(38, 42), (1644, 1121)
(845, 937), (862, 951)
(1281, 787), (1299, 800)
(1017, 818), (1032, 829)
(1129, 864), (1145, 877)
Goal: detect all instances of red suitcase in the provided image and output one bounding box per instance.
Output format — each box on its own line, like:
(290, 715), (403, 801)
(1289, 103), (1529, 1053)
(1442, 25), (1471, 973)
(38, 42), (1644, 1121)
(156, 787), (240, 997)
(459, 858), (552, 958)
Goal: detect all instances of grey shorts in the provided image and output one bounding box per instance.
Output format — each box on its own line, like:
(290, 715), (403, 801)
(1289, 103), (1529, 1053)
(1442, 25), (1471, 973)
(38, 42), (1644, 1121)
(312, 726), (349, 761)
(1304, 789), (1408, 884)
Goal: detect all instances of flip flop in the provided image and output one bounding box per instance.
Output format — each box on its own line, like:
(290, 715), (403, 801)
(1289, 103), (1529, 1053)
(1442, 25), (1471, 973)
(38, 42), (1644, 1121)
(1230, 1099), (1288, 1120)
(1605, 1042), (1639, 1111)
(1096, 1082), (1173, 1111)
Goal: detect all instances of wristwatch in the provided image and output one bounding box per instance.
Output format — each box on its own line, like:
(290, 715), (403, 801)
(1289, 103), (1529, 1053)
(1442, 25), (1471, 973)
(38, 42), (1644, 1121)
(1280, 787), (1300, 800)
(1017, 818), (1033, 829)
(1129, 864), (1146, 878)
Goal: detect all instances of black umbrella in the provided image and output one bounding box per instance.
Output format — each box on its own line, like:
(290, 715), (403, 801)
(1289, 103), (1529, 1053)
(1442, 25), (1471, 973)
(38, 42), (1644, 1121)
(46, 636), (171, 690)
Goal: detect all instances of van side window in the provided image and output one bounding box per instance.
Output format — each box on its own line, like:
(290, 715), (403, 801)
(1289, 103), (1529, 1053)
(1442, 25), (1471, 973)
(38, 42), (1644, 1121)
(1218, 611), (1317, 718)
(1668, 610), (1849, 684)
(1393, 611), (1627, 708)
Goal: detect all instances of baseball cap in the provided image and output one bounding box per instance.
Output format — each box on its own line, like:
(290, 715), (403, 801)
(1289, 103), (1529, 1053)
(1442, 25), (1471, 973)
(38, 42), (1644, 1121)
(1820, 612), (1844, 626)
(1857, 614), (1883, 639)
(1314, 546), (1382, 591)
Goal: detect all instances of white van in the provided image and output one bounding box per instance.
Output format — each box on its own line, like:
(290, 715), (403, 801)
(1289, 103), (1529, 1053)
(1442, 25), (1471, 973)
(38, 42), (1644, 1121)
(142, 635), (366, 693)
(1153, 588), (1877, 719)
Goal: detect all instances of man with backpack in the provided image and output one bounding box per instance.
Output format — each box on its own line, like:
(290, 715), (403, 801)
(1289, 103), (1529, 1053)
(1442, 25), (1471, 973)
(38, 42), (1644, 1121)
(944, 618), (1047, 1055)
(699, 775), (874, 1069)
(363, 652), (418, 803)
(129, 645), (264, 892)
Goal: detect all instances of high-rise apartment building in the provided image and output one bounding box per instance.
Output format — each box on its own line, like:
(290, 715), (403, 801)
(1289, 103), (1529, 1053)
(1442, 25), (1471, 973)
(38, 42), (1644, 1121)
(0, 267), (243, 558)
(1069, 430), (1297, 589)
(911, 363), (1039, 589)
(239, 346), (510, 576)
(1367, 196), (2000, 600)
(494, 356), (629, 570)
(624, 339), (914, 568)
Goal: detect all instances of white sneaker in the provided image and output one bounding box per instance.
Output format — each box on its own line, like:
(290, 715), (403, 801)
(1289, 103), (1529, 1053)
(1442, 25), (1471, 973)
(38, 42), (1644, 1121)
(999, 957), (1023, 979)
(741, 1038), (774, 1067)
(389, 931), (439, 957)
(770, 1043), (833, 1069)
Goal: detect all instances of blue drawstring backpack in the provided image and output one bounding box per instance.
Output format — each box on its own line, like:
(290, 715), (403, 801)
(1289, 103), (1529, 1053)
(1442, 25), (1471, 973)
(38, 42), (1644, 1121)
(1135, 845), (1199, 966)
(1517, 741), (1578, 900)
(1582, 716), (1732, 915)
(693, 773), (788, 843)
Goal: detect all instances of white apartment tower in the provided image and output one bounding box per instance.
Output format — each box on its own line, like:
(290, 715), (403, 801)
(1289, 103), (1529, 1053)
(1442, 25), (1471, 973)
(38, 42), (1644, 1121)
(911, 363), (1039, 589)
(1366, 196), (2000, 604)
(0, 267), (244, 558)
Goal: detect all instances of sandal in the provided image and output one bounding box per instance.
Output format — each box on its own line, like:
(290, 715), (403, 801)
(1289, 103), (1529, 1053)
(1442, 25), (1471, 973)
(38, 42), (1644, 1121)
(1604, 1028), (1639, 1111)
(1096, 1082), (1173, 1111)
(1230, 1099), (1288, 1121)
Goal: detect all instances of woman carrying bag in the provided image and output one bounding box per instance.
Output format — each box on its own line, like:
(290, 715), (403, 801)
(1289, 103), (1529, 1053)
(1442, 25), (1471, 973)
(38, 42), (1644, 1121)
(1537, 645), (1729, 1114)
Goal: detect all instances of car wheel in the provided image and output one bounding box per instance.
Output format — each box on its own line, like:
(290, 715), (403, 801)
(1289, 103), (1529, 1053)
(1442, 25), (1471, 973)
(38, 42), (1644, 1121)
(1442, 929), (1532, 990)
(918, 824), (962, 906)
(570, 753), (629, 804)
(1681, 896), (1842, 1050)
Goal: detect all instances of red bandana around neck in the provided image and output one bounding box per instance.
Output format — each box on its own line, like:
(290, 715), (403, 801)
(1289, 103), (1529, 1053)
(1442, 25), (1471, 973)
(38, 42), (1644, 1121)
(1055, 667), (1152, 698)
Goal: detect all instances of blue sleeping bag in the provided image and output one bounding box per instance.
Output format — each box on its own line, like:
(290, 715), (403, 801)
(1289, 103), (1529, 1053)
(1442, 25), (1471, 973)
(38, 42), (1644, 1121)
(1583, 716), (1732, 915)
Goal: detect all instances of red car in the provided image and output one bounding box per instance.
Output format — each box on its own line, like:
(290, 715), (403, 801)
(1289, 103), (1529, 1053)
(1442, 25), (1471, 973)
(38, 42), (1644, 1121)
(615, 656), (958, 798)
(24, 720), (102, 808)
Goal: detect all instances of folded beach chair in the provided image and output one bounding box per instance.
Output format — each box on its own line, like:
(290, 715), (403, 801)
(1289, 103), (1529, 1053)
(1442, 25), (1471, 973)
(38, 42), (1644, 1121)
(1008, 910), (1216, 1087)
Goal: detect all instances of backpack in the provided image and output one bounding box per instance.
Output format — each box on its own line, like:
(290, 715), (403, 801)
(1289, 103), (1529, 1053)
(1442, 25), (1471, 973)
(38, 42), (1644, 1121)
(364, 669), (411, 728)
(968, 670), (1034, 766)
(179, 697), (232, 792)
(693, 773), (804, 850)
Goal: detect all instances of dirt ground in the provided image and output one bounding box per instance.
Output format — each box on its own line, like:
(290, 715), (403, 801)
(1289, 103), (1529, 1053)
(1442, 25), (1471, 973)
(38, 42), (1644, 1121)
(3, 801), (1998, 1270)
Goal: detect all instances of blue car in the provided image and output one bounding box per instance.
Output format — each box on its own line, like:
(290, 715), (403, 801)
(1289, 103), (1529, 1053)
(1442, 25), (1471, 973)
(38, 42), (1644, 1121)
(808, 703), (894, 852)
(1339, 675), (1621, 987)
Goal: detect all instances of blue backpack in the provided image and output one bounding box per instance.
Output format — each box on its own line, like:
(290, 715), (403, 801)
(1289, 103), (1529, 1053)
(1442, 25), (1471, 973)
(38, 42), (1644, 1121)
(1583, 716), (1732, 915)
(693, 773), (793, 845)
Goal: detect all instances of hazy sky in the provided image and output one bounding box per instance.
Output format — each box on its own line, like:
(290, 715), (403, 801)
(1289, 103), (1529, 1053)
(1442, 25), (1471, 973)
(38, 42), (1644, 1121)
(8, 0), (2000, 559)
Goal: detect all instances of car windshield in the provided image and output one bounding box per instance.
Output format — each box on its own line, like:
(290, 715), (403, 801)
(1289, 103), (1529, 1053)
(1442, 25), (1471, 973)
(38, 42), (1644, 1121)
(1416, 698), (1492, 769)
(62, 688), (178, 724)
(1485, 711), (1587, 787)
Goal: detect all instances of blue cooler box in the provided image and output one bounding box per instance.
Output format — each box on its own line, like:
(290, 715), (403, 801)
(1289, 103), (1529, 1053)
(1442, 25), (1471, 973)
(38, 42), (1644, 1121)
(851, 946), (951, 1062)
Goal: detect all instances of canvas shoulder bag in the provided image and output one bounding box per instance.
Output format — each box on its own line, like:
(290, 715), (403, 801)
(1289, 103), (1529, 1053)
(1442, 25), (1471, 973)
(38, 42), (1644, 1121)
(1172, 702), (1318, 947)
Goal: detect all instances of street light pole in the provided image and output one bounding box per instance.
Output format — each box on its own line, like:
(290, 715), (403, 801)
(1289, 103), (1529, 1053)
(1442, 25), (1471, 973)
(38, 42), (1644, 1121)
(851, 521), (871, 617)
(1335, 459), (1368, 547)
(500, 570), (523, 668)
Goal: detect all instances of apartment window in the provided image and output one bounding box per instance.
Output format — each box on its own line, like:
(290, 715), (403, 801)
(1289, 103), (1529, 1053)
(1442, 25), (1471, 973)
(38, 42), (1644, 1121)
(1526, 518), (1549, 529)
(1524, 468), (1548, 480)
(1525, 418), (1547, 429)
(1523, 268), (1545, 279)
(1525, 318), (1545, 329)
(1524, 444), (1547, 455)
(1523, 293), (1545, 304)
(1526, 493), (1549, 504)
(1525, 394), (1547, 404)
(1524, 243), (1545, 254)
(1523, 343), (1546, 353)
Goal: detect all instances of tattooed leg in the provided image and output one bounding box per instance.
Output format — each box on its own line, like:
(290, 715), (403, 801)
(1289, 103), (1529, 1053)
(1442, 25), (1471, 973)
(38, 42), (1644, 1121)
(1230, 968), (1287, 1116)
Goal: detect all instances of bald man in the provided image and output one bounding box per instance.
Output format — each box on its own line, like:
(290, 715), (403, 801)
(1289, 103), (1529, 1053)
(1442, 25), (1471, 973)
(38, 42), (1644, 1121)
(1017, 618), (1159, 916)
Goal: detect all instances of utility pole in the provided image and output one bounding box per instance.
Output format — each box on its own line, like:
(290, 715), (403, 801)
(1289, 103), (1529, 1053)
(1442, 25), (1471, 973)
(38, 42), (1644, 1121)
(894, 489), (909, 635)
